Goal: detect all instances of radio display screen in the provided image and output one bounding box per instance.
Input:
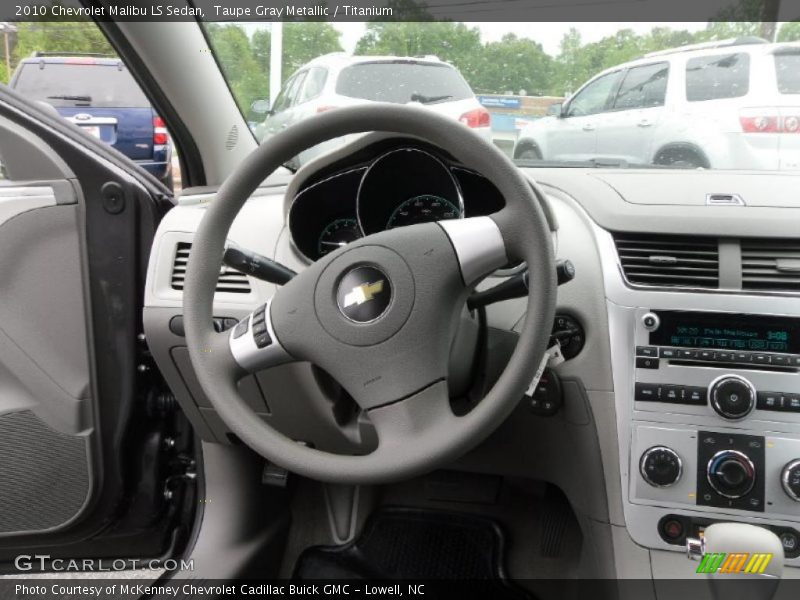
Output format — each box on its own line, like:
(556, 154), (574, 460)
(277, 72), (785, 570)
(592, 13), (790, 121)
(649, 311), (800, 354)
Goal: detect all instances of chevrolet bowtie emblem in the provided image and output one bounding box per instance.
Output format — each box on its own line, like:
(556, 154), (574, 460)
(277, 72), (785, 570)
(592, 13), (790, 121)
(342, 280), (385, 308)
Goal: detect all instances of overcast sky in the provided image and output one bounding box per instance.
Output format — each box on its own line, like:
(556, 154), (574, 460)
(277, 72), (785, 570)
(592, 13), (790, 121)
(332, 22), (708, 56)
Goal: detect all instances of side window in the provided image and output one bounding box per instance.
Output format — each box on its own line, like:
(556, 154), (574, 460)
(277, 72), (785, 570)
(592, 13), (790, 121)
(272, 73), (303, 113)
(565, 71), (622, 117)
(612, 62), (669, 110)
(297, 68), (328, 104)
(686, 53), (750, 102)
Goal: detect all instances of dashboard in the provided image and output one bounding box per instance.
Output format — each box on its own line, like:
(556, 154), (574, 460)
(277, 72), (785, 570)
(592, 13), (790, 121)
(287, 143), (505, 261)
(143, 133), (800, 580)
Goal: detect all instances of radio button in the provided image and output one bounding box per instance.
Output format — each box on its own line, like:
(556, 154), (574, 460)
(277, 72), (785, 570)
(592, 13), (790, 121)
(660, 347), (679, 359)
(771, 355), (789, 366)
(715, 351), (734, 362)
(734, 352), (751, 363)
(787, 395), (800, 412)
(685, 387), (708, 405)
(752, 353), (771, 364)
(791, 355), (800, 367)
(642, 313), (660, 331)
(663, 385), (681, 402)
(679, 349), (698, 359)
(699, 350), (715, 361)
(634, 383), (660, 401)
(757, 391), (782, 410)
(636, 357), (659, 369)
(636, 346), (658, 357)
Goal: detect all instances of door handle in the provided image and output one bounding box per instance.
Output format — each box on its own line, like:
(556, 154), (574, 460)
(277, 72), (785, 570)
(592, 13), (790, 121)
(582, 123), (595, 131)
(637, 119), (653, 128)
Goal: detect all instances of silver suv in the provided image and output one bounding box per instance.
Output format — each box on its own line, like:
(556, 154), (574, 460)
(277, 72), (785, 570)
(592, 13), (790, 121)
(514, 38), (800, 170)
(252, 53), (491, 166)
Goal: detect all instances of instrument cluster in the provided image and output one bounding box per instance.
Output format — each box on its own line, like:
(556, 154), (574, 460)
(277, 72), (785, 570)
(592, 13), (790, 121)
(288, 144), (505, 261)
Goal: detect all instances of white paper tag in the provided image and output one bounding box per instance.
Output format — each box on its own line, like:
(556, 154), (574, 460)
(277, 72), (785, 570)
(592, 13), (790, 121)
(525, 344), (563, 397)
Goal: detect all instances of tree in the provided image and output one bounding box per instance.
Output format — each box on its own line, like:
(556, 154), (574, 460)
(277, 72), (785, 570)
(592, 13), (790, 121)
(13, 21), (114, 63)
(281, 22), (342, 80)
(471, 34), (553, 95)
(205, 24), (265, 112)
(777, 21), (800, 41)
(355, 22), (483, 84)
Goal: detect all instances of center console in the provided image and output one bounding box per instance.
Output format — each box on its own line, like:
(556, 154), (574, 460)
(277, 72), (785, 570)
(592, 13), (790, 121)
(619, 307), (800, 562)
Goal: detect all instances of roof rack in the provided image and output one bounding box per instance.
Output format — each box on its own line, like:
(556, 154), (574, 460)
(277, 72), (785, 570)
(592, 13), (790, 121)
(643, 37), (769, 59)
(30, 51), (117, 58)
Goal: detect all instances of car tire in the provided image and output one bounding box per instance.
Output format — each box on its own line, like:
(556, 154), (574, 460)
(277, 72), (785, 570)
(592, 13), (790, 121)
(516, 145), (542, 160)
(653, 145), (709, 169)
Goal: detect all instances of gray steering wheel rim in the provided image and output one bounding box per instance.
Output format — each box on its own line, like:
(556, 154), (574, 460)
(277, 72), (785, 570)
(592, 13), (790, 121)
(183, 104), (556, 484)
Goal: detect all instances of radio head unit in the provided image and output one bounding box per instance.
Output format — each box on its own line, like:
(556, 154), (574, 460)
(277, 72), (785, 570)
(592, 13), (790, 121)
(649, 311), (800, 355)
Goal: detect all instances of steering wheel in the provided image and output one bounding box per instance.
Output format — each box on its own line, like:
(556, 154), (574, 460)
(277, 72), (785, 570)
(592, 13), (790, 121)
(183, 104), (556, 484)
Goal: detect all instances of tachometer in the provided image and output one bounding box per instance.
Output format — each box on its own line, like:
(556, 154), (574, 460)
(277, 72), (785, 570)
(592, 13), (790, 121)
(317, 218), (362, 256)
(386, 195), (461, 229)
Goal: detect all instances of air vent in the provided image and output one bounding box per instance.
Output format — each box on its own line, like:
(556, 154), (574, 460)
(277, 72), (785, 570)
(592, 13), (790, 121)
(613, 233), (719, 288)
(171, 242), (251, 294)
(741, 238), (800, 292)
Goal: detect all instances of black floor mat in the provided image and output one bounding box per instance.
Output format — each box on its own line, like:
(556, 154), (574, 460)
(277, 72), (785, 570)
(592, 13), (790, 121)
(293, 508), (530, 597)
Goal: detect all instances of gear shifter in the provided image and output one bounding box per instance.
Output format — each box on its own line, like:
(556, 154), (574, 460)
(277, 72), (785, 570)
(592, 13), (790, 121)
(687, 523), (784, 600)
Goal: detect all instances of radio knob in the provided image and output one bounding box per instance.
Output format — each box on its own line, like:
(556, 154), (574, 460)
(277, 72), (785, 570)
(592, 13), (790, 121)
(782, 459), (800, 502)
(640, 446), (682, 487)
(642, 312), (660, 332)
(709, 375), (756, 419)
(707, 450), (756, 498)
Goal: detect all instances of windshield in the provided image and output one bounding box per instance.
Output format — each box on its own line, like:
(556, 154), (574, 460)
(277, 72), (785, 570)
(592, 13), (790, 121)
(204, 21), (800, 171)
(12, 62), (151, 108)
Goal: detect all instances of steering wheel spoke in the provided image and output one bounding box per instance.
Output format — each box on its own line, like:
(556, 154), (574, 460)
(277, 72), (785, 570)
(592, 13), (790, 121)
(367, 380), (458, 450)
(438, 216), (509, 287)
(228, 300), (294, 373)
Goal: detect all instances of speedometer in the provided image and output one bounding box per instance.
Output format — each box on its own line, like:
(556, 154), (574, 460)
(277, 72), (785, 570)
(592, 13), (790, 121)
(317, 218), (362, 256)
(386, 195), (461, 229)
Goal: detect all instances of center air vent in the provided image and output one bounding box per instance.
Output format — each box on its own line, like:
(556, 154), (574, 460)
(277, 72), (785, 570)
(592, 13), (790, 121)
(613, 233), (719, 289)
(741, 238), (800, 292)
(171, 242), (251, 294)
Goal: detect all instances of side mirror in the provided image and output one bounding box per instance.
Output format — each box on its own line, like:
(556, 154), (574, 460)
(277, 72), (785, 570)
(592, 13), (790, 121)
(247, 99), (272, 123)
(548, 103), (564, 117)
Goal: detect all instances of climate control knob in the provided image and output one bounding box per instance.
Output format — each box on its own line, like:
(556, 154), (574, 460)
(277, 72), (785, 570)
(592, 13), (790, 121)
(640, 446), (682, 487)
(707, 450), (756, 498)
(782, 459), (800, 502)
(709, 375), (756, 419)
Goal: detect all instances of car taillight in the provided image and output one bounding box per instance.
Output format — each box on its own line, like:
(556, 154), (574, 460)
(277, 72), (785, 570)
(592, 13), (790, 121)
(153, 115), (168, 145)
(316, 105), (337, 113)
(739, 109), (800, 133)
(459, 108), (491, 128)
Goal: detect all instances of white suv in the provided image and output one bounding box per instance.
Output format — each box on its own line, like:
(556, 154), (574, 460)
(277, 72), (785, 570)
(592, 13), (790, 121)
(513, 38), (800, 170)
(252, 53), (491, 166)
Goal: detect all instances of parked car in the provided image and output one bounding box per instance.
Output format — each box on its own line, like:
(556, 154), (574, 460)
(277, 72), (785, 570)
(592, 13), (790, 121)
(9, 53), (174, 187)
(251, 53), (492, 166)
(514, 38), (800, 170)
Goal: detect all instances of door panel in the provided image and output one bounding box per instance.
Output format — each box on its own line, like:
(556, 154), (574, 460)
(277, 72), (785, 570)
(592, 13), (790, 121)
(0, 120), (95, 536)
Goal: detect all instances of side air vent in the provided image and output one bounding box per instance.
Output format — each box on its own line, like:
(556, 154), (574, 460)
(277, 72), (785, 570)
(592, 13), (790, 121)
(171, 242), (251, 294)
(613, 233), (719, 288)
(741, 238), (800, 292)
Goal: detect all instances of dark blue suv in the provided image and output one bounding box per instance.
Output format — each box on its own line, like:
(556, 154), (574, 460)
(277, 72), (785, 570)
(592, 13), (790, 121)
(9, 53), (173, 188)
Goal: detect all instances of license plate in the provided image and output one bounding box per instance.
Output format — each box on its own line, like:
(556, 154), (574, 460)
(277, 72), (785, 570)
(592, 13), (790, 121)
(79, 125), (101, 139)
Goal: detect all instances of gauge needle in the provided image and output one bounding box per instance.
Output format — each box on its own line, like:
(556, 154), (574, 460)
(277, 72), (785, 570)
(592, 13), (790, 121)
(320, 241), (348, 247)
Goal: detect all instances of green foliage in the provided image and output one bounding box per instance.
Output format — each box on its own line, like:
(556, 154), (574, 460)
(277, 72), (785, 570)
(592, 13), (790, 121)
(282, 22), (343, 78)
(777, 21), (800, 41)
(472, 34), (552, 95)
(13, 22), (115, 61)
(205, 23), (266, 112)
